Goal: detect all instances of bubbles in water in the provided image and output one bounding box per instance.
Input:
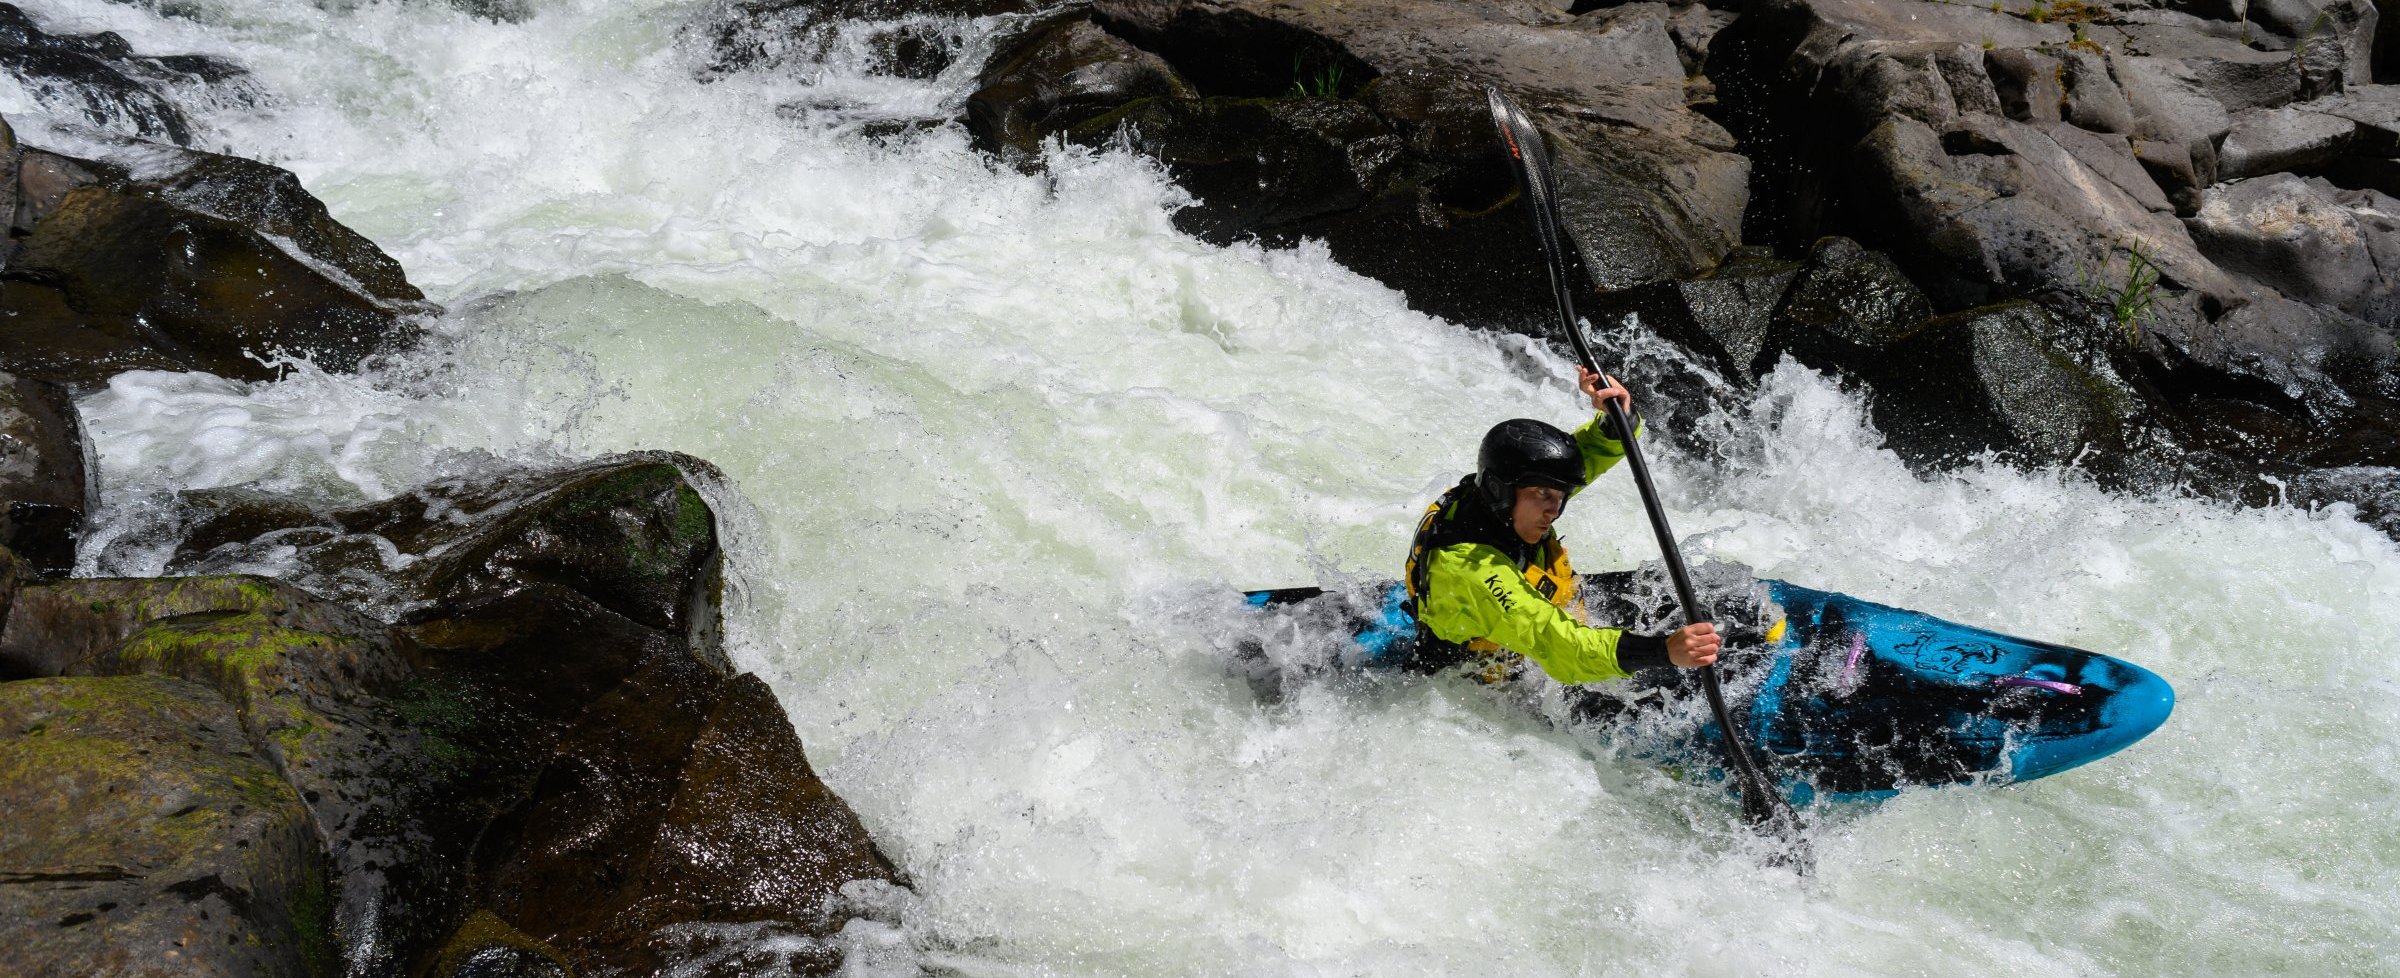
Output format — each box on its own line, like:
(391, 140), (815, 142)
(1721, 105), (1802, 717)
(41, 0), (2400, 974)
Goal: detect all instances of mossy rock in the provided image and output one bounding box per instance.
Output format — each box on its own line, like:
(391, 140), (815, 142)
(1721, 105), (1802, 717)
(0, 575), (469, 976)
(2, 456), (900, 974)
(163, 453), (726, 644)
(0, 675), (330, 978)
(432, 910), (573, 978)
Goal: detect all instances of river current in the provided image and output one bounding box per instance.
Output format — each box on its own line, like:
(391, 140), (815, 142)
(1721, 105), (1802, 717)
(9, 0), (2399, 973)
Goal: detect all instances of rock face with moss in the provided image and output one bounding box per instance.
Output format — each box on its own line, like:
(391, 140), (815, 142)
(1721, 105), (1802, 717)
(0, 455), (907, 977)
(0, 675), (328, 978)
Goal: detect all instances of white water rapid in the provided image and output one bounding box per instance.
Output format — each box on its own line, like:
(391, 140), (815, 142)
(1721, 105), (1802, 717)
(10, 0), (2400, 973)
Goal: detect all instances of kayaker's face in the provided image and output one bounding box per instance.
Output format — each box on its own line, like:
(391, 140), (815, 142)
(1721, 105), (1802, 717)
(1511, 485), (1565, 545)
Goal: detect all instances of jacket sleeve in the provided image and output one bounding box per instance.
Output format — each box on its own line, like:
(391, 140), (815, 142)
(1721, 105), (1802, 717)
(1569, 411), (1638, 499)
(1417, 543), (1638, 684)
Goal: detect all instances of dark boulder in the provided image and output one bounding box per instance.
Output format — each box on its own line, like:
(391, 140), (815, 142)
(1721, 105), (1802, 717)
(1588, 246), (1801, 382)
(430, 911), (573, 978)
(476, 671), (902, 974)
(956, 0), (1748, 330)
(1069, 95), (1402, 241)
(0, 3), (252, 147)
(689, 0), (1038, 80)
(1767, 235), (1933, 365)
(966, 15), (1194, 158)
(0, 134), (431, 394)
(168, 453), (726, 637)
(48, 453), (906, 975)
(0, 370), (87, 577)
(1871, 300), (2147, 466)
(0, 675), (328, 978)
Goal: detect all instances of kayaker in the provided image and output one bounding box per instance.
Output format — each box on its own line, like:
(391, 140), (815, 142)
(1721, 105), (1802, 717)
(1402, 366), (1720, 682)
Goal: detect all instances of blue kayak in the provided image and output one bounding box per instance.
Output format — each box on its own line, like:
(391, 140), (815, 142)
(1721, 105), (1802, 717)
(1238, 566), (2174, 805)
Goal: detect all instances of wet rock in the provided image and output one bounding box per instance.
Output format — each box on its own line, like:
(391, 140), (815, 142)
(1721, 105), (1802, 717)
(431, 911), (572, 978)
(2187, 173), (2392, 322)
(2217, 104), (2359, 179)
(477, 671), (901, 973)
(967, 0), (1751, 328)
(1069, 95), (1401, 241)
(0, 546), (20, 637)
(0, 575), (456, 977)
(0, 114), (16, 265)
(2154, 292), (2395, 413)
(170, 453), (728, 637)
(120, 453), (902, 974)
(0, 137), (430, 394)
(0, 4), (251, 147)
(0, 370), (88, 577)
(0, 675), (327, 978)
(1872, 300), (2146, 465)
(966, 16), (1194, 158)
(1767, 236), (1932, 361)
(692, 0), (1036, 80)
(1589, 247), (1801, 381)
(643, 674), (900, 919)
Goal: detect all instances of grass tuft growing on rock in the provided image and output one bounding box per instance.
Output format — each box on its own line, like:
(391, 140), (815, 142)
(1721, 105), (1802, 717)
(1289, 55), (1345, 98)
(2082, 242), (2163, 345)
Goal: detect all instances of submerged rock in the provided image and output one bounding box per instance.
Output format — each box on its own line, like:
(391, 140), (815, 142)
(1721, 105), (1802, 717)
(0, 129), (431, 393)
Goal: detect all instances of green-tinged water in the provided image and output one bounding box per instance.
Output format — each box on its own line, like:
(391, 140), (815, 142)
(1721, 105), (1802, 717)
(15, 0), (2397, 972)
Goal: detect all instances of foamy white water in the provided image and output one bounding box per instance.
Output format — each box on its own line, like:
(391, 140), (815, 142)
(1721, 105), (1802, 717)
(19, 0), (2400, 973)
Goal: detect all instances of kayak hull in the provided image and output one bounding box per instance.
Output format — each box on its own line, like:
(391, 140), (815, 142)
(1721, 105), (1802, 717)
(1237, 568), (2174, 805)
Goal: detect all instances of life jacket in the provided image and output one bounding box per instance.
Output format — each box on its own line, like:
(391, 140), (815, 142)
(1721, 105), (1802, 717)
(1402, 475), (1580, 678)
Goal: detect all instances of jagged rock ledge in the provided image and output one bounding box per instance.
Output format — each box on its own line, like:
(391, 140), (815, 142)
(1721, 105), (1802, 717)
(0, 454), (910, 978)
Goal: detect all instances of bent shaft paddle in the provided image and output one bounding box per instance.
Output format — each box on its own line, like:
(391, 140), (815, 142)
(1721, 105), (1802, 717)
(1485, 88), (1807, 853)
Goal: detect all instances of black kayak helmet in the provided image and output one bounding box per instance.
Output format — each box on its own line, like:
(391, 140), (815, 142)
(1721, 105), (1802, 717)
(1475, 418), (1584, 518)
